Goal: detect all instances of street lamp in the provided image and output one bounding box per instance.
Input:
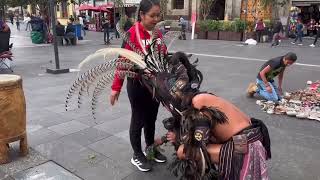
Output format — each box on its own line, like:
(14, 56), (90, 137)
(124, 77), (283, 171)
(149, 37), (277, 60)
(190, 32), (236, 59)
(46, 0), (69, 74)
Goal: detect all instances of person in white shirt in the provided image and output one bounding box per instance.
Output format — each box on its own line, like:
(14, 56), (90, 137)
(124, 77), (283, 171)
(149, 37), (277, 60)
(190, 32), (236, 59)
(23, 14), (31, 31)
(78, 15), (86, 36)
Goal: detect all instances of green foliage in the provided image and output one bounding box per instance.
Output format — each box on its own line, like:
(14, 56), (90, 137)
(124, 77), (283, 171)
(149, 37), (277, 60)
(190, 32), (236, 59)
(233, 18), (246, 32)
(207, 20), (221, 32)
(221, 20), (233, 31)
(198, 20), (209, 32)
(199, 19), (246, 32)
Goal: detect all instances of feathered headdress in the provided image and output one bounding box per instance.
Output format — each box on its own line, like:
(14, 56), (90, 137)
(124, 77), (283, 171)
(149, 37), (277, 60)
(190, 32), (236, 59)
(65, 21), (201, 118)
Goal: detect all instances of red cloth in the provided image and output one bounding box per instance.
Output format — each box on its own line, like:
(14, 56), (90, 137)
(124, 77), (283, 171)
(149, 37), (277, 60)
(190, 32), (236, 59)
(256, 21), (265, 31)
(111, 22), (165, 92)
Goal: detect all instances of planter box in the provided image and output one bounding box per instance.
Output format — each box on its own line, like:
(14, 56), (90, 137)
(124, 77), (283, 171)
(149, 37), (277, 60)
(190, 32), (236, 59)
(219, 31), (243, 41)
(197, 31), (207, 39)
(207, 31), (219, 40)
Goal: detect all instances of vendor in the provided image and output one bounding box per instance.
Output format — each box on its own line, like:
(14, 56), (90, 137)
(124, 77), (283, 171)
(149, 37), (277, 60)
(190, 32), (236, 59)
(247, 52), (297, 102)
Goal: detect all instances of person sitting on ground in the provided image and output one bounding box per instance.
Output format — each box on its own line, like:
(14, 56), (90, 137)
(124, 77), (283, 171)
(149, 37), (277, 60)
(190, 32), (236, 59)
(247, 52), (297, 102)
(64, 21), (76, 45)
(164, 93), (271, 180)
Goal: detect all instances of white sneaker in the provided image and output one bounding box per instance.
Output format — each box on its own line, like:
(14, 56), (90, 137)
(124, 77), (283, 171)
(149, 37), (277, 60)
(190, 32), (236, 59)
(291, 42), (296, 44)
(298, 43), (303, 46)
(310, 44), (315, 47)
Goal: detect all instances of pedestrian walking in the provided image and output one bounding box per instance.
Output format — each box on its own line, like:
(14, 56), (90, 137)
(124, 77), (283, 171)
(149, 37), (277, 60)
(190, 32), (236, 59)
(9, 14), (14, 25)
(16, 16), (20, 31)
(78, 15), (86, 36)
(310, 20), (320, 47)
(115, 16), (120, 39)
(178, 16), (186, 40)
(291, 19), (304, 45)
(24, 14), (31, 31)
(255, 19), (265, 43)
(102, 15), (110, 44)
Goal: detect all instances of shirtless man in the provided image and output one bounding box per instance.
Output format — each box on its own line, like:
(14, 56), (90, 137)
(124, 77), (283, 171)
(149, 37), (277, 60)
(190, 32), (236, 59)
(165, 93), (271, 180)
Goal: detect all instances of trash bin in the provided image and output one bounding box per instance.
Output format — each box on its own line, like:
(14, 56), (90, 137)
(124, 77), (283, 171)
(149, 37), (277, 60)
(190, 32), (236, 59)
(74, 24), (83, 40)
(31, 31), (44, 44)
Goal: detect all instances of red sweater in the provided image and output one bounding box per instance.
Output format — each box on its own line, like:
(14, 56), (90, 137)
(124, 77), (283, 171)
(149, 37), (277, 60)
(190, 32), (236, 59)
(111, 22), (165, 92)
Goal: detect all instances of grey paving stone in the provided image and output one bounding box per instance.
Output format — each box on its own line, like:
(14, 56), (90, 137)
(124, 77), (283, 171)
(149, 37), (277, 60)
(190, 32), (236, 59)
(48, 120), (90, 135)
(55, 147), (108, 173)
(88, 136), (133, 164)
(34, 138), (85, 161)
(74, 157), (134, 180)
(123, 161), (175, 180)
(94, 114), (131, 134)
(0, 169), (13, 180)
(0, 146), (48, 176)
(12, 161), (82, 180)
(27, 111), (72, 128)
(113, 130), (131, 144)
(27, 128), (63, 147)
(60, 127), (112, 146)
(75, 115), (107, 127)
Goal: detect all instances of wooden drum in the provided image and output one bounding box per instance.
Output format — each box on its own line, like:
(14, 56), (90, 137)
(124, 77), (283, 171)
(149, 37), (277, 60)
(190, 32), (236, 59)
(0, 74), (28, 164)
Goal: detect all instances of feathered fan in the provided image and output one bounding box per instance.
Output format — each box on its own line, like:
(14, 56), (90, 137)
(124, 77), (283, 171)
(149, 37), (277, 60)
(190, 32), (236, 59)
(65, 21), (181, 119)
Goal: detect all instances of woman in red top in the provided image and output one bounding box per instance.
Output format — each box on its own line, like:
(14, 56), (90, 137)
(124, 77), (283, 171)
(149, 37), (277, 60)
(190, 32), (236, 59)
(110, 0), (167, 172)
(255, 18), (265, 43)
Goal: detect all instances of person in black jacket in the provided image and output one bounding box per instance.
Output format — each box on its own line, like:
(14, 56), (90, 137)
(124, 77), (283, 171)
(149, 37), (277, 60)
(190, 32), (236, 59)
(271, 19), (283, 47)
(65, 21), (75, 45)
(101, 15), (110, 44)
(56, 21), (65, 36)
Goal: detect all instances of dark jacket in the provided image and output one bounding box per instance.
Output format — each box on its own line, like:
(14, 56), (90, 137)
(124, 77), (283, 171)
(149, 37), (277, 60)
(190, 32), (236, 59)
(65, 23), (75, 34)
(273, 21), (283, 33)
(56, 24), (65, 36)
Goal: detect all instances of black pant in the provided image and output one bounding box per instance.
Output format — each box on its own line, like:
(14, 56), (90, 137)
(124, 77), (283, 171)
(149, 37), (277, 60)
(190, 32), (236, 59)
(314, 30), (320, 45)
(115, 29), (120, 38)
(179, 25), (186, 40)
(103, 28), (110, 43)
(127, 78), (159, 156)
(256, 30), (263, 42)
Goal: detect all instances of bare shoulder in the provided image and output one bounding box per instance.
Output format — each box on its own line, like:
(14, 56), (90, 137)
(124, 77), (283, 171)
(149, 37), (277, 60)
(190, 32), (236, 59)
(192, 93), (216, 109)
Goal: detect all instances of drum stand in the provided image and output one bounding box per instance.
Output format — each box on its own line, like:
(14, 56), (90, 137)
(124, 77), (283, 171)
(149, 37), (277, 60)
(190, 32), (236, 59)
(0, 133), (28, 164)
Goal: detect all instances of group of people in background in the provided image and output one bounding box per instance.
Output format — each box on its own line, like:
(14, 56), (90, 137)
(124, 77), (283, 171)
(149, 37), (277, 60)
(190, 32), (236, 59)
(254, 17), (320, 47)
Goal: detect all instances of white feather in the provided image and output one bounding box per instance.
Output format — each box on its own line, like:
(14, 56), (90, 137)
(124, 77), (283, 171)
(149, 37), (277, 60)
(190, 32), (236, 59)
(78, 48), (147, 70)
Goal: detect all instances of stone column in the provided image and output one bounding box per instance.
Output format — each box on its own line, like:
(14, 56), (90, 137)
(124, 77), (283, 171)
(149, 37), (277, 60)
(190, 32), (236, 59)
(225, 0), (233, 20)
(232, 0), (242, 18)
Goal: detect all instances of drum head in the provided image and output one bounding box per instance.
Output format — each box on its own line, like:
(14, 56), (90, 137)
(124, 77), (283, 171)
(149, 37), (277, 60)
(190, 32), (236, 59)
(0, 74), (21, 87)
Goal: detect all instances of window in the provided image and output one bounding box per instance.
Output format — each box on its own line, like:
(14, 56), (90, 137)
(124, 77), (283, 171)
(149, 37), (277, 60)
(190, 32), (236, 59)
(173, 0), (184, 9)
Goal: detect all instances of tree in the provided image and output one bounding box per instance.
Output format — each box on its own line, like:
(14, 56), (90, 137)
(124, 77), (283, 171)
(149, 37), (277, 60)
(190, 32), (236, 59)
(199, 0), (214, 20)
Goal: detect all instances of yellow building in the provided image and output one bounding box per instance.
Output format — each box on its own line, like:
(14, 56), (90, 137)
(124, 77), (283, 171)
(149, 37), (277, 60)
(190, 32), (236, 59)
(27, 0), (76, 25)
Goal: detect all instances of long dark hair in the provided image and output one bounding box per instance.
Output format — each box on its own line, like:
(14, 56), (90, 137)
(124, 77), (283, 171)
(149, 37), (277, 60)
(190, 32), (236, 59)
(137, 0), (160, 21)
(182, 107), (228, 175)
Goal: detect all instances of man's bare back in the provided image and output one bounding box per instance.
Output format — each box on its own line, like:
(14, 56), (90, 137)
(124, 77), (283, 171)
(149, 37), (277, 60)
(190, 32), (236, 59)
(192, 93), (251, 143)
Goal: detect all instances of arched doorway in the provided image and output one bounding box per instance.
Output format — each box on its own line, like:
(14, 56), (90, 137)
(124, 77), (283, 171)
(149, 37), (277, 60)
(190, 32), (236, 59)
(208, 0), (226, 20)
